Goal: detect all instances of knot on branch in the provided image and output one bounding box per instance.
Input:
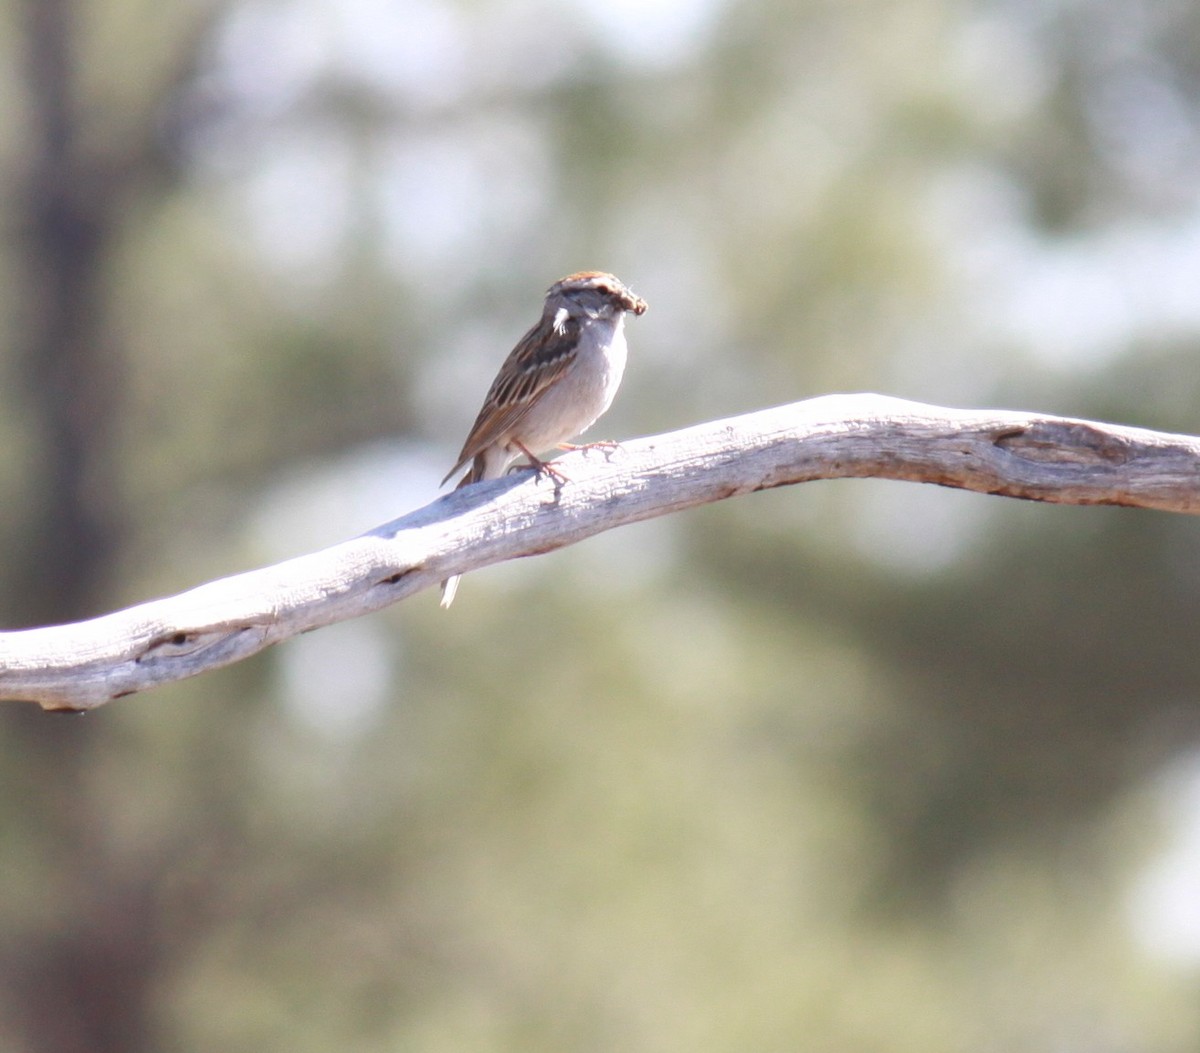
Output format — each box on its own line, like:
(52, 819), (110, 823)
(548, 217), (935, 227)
(993, 422), (1132, 466)
(136, 627), (254, 667)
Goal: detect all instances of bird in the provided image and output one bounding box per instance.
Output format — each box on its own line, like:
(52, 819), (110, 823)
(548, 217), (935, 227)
(439, 271), (647, 607)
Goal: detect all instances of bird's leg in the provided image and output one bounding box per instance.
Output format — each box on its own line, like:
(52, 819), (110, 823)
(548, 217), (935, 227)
(513, 441), (570, 484)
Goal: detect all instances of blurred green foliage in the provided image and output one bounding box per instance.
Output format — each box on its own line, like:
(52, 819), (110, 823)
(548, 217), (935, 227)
(4, 0), (1200, 1050)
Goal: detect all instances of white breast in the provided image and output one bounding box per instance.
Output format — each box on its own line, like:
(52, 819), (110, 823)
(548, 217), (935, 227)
(510, 314), (628, 455)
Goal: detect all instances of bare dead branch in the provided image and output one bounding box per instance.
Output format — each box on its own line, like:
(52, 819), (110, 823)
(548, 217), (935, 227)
(4, 394), (1200, 711)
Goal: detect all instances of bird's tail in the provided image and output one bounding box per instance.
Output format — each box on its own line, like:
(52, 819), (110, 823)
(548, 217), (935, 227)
(439, 457), (486, 608)
(438, 575), (461, 608)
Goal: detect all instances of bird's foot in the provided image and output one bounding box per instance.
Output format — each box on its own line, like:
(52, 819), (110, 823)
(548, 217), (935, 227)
(513, 441), (570, 485)
(557, 439), (621, 452)
(558, 439), (622, 463)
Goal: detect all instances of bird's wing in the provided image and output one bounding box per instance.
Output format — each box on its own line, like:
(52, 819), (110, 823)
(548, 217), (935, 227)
(441, 314), (579, 485)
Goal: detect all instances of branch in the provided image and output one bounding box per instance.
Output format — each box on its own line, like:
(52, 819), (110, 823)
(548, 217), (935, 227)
(5, 394), (1200, 711)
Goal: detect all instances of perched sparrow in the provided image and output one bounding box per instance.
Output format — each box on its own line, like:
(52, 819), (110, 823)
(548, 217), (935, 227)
(440, 271), (647, 607)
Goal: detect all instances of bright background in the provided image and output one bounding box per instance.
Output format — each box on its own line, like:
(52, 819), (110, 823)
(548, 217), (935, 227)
(4, 1), (1200, 1050)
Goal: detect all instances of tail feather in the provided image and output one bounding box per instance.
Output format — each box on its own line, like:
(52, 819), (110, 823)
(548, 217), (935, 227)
(439, 574), (461, 608)
(439, 458), (485, 608)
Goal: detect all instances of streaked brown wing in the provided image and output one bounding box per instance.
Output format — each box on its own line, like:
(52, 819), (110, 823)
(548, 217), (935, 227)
(441, 314), (579, 484)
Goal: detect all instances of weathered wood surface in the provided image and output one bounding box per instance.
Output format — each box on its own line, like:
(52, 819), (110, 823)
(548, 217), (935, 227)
(4, 394), (1199, 710)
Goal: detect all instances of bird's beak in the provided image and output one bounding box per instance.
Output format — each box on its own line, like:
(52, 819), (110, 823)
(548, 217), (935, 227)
(625, 291), (648, 316)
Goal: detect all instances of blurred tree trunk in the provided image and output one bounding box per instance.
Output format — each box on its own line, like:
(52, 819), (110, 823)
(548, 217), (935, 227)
(13, 0), (120, 628)
(3, 3), (210, 1051)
